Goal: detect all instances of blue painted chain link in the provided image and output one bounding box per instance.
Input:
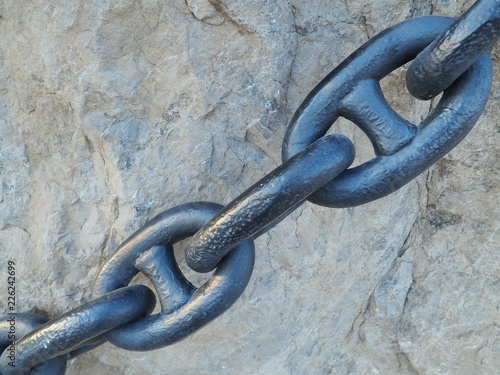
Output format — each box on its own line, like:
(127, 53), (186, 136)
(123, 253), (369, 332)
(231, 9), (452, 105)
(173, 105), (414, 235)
(1, 1), (498, 373)
(407, 0), (499, 99)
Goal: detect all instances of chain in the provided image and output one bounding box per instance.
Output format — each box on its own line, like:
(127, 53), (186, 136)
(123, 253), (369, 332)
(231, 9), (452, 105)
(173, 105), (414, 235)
(406, 0), (499, 99)
(1, 1), (498, 373)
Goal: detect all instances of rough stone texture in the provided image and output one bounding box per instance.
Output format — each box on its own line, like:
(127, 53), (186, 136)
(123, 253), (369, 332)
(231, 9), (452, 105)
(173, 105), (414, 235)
(0, 0), (498, 374)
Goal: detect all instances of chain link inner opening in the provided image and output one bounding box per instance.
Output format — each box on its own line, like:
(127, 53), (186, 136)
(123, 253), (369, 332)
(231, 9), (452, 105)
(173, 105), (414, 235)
(380, 62), (443, 125)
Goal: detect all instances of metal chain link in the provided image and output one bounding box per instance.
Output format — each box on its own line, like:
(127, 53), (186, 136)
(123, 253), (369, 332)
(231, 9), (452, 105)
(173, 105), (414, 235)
(1, 1), (498, 373)
(280, 15), (493, 208)
(185, 134), (354, 273)
(92, 202), (255, 352)
(406, 0), (499, 99)
(0, 314), (67, 375)
(1, 287), (155, 375)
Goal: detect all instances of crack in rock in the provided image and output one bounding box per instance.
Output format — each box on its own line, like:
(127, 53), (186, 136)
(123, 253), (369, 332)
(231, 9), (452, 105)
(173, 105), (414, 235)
(185, 0), (224, 25)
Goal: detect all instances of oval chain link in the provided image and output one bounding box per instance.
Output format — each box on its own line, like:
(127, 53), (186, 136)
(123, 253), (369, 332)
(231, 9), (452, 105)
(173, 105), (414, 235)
(407, 0), (500, 99)
(185, 134), (354, 273)
(93, 202), (255, 351)
(281, 15), (492, 208)
(0, 314), (67, 375)
(0, 286), (155, 374)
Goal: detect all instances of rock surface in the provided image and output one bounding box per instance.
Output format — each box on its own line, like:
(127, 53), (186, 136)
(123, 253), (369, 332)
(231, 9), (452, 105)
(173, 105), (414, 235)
(0, 0), (498, 374)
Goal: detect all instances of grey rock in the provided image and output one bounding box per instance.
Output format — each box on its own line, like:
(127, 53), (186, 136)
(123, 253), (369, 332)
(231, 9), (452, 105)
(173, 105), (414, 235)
(374, 260), (413, 319)
(0, 0), (498, 374)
